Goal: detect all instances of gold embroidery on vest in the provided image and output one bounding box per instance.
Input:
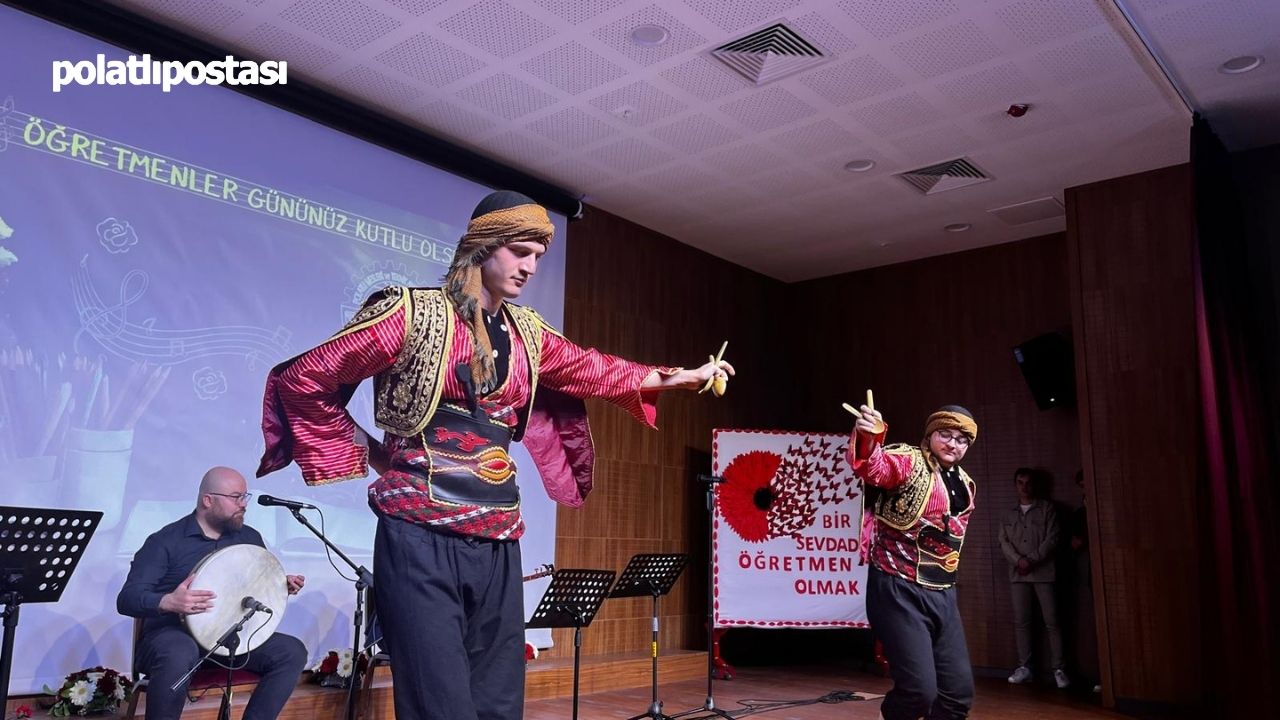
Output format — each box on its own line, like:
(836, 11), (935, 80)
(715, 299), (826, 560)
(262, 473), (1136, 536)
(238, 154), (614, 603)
(373, 288), (454, 437)
(873, 444), (934, 531)
(331, 286), (407, 343)
(505, 303), (545, 417)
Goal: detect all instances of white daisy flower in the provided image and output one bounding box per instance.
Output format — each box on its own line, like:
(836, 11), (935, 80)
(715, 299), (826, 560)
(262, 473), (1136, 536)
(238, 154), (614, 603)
(68, 680), (94, 707)
(339, 648), (354, 661)
(336, 658), (354, 678)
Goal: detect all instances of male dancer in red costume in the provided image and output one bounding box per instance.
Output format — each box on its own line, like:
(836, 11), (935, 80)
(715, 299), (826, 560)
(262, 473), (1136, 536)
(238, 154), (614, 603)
(848, 399), (978, 720)
(258, 190), (732, 720)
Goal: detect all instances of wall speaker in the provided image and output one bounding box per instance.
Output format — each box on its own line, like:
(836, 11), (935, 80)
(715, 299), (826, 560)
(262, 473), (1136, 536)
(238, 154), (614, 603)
(1013, 332), (1075, 410)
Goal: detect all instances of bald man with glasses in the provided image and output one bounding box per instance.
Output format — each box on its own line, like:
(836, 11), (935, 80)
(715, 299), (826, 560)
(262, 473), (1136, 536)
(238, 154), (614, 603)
(116, 466), (309, 720)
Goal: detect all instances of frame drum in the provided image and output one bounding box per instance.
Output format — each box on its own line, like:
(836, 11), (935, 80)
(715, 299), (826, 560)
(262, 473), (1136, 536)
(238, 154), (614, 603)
(183, 545), (288, 656)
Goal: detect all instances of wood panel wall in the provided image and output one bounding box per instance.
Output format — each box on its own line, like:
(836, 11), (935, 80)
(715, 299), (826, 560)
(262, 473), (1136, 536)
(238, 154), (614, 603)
(549, 208), (789, 658)
(1065, 164), (1203, 709)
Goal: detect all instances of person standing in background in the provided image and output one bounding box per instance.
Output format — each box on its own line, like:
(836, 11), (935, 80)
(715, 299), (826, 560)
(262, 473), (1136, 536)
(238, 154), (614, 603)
(1000, 468), (1069, 689)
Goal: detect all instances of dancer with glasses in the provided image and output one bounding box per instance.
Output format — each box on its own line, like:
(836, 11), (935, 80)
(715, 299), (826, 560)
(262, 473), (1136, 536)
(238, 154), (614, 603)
(846, 399), (978, 720)
(116, 466), (308, 720)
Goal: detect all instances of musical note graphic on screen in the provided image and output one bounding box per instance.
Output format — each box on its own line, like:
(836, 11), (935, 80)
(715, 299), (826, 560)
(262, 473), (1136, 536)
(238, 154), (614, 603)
(71, 256), (292, 367)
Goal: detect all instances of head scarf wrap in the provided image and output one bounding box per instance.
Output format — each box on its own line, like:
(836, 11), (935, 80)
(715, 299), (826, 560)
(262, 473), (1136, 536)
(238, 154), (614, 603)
(920, 405), (978, 469)
(444, 190), (554, 393)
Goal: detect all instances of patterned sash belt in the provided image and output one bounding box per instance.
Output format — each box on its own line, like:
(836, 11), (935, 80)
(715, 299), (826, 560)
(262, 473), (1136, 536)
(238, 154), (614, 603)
(916, 523), (964, 589)
(409, 404), (518, 509)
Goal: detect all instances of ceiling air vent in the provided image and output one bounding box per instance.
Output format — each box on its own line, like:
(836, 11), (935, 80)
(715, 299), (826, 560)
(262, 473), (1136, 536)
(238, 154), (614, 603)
(709, 22), (829, 86)
(896, 157), (992, 195)
(988, 196), (1065, 225)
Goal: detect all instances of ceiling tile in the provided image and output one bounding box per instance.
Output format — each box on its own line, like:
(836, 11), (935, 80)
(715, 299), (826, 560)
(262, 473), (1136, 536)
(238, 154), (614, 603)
(660, 55), (748, 101)
(520, 42), (628, 95)
(385, 0), (449, 16)
(455, 72), (560, 119)
(934, 62), (1040, 113)
(593, 5), (709, 66)
(718, 86), (819, 132)
(701, 143), (788, 177)
(648, 114), (742, 153)
(280, 0), (399, 50)
(789, 10), (857, 54)
(681, 0), (804, 34)
(533, 0), (628, 26)
(890, 20), (1003, 78)
(589, 81), (688, 126)
(799, 54), (905, 106)
(237, 23), (340, 72)
(525, 106), (620, 147)
(996, 0), (1111, 46)
(438, 0), (556, 58)
(332, 65), (422, 106)
(585, 137), (677, 173)
(849, 92), (944, 135)
(376, 32), (486, 86)
(837, 0), (961, 40)
(769, 118), (862, 159)
(1034, 30), (1135, 85)
(413, 99), (497, 139)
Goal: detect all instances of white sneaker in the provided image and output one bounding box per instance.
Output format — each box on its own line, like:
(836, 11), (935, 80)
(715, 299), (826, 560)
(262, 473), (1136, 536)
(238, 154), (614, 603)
(1054, 669), (1071, 689)
(1008, 666), (1033, 684)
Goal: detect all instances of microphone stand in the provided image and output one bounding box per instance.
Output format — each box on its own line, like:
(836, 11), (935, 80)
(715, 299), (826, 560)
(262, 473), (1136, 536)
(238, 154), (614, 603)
(283, 507), (373, 720)
(172, 608), (257, 720)
(672, 475), (733, 719)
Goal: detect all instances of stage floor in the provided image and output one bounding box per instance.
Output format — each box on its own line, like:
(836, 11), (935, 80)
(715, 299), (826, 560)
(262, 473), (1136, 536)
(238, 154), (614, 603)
(525, 663), (1125, 719)
(3, 661), (1124, 720)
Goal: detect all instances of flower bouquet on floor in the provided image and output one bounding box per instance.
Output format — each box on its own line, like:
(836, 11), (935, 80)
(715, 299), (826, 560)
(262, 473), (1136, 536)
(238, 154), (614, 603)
(42, 666), (134, 716)
(308, 648), (367, 689)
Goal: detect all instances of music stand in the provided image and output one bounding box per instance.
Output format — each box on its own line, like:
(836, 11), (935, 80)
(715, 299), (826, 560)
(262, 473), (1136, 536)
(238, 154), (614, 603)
(610, 554), (688, 720)
(526, 569), (615, 720)
(0, 506), (103, 711)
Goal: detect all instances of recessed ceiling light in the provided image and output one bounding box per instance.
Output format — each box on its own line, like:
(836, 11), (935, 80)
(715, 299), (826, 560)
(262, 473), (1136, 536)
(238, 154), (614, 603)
(944, 223), (972, 233)
(844, 159), (876, 173)
(630, 24), (670, 47)
(1219, 55), (1263, 74)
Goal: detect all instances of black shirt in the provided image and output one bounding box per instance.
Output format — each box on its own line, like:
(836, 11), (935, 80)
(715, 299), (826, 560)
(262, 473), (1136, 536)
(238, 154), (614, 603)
(941, 466), (969, 515)
(484, 308), (511, 388)
(116, 512), (265, 635)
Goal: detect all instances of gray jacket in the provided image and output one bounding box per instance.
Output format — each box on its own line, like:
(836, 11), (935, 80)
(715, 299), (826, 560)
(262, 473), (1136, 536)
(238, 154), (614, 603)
(998, 498), (1060, 583)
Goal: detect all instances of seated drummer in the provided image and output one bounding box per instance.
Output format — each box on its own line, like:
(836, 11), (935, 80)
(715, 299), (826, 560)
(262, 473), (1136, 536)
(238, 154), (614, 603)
(116, 466), (308, 720)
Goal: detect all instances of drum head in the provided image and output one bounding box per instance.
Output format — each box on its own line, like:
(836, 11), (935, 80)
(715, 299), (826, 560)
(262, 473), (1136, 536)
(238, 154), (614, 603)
(183, 545), (287, 656)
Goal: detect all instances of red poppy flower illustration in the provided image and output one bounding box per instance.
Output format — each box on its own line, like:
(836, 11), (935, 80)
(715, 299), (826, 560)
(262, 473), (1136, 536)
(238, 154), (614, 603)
(718, 450), (783, 542)
(719, 436), (853, 543)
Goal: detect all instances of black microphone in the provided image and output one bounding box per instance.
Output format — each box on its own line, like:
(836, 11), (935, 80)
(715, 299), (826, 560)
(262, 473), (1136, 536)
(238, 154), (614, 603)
(256, 494), (316, 510)
(242, 596), (273, 614)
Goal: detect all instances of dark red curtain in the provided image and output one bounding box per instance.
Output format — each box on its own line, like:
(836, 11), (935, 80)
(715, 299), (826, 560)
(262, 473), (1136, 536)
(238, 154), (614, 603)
(1190, 116), (1280, 718)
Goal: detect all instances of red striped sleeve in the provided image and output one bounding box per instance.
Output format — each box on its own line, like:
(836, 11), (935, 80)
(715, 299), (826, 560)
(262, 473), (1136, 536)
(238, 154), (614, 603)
(537, 331), (670, 427)
(274, 305), (405, 484)
(849, 430), (913, 492)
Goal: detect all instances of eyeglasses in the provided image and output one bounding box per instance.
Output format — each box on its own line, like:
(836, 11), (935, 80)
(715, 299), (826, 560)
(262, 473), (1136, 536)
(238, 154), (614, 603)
(933, 431), (971, 448)
(208, 491), (253, 505)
